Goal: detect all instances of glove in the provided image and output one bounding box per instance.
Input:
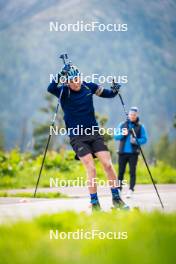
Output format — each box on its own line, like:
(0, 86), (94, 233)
(111, 81), (121, 94)
(61, 63), (71, 75)
(57, 72), (67, 84)
(130, 136), (137, 145)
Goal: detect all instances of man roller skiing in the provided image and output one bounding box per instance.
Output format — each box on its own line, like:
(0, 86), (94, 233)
(47, 63), (129, 211)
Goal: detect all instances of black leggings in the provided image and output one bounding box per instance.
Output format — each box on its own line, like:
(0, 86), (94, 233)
(118, 154), (138, 191)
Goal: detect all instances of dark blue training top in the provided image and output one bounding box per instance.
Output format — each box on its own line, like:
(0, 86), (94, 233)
(47, 81), (117, 136)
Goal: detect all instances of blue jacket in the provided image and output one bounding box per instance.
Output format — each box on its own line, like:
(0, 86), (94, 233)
(47, 81), (117, 136)
(114, 120), (148, 153)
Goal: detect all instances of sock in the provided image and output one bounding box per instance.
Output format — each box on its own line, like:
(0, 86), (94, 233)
(90, 193), (99, 204)
(111, 187), (120, 200)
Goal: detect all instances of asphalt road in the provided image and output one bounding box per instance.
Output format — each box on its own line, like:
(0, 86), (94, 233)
(0, 185), (175, 223)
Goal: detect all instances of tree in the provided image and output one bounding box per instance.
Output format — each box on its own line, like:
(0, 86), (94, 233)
(95, 113), (112, 143)
(156, 134), (170, 162)
(33, 94), (68, 155)
(155, 132), (176, 168)
(0, 128), (4, 151)
(95, 112), (117, 161)
(173, 114), (176, 129)
(168, 141), (176, 167)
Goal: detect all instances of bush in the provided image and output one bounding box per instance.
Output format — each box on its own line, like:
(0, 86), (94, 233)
(0, 149), (176, 189)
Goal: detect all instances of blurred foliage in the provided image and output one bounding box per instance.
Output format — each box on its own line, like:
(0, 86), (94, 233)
(155, 135), (176, 168)
(0, 210), (175, 263)
(173, 114), (176, 129)
(0, 0), (175, 150)
(0, 128), (4, 151)
(147, 117), (176, 168)
(95, 112), (119, 161)
(0, 148), (176, 189)
(33, 94), (68, 155)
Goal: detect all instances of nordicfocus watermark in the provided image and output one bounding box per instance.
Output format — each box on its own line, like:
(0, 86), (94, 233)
(50, 177), (127, 188)
(50, 125), (128, 137)
(50, 229), (128, 240)
(49, 21), (128, 32)
(49, 73), (128, 84)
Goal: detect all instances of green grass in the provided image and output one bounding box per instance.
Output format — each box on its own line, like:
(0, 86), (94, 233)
(0, 191), (67, 199)
(0, 210), (175, 264)
(0, 149), (176, 189)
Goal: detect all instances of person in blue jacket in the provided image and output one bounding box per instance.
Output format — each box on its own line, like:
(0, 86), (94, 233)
(47, 64), (129, 211)
(114, 107), (148, 198)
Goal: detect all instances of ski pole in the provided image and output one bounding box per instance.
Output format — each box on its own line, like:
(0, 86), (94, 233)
(34, 53), (70, 197)
(117, 91), (164, 209)
(33, 89), (63, 198)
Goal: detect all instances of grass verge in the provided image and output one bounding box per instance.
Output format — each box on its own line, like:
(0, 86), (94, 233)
(0, 210), (175, 264)
(0, 191), (67, 199)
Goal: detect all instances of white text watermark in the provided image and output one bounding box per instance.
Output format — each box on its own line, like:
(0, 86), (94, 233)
(50, 177), (127, 188)
(50, 229), (128, 240)
(49, 73), (128, 84)
(49, 21), (128, 32)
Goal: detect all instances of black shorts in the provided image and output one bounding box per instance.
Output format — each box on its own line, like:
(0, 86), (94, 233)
(70, 133), (109, 160)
